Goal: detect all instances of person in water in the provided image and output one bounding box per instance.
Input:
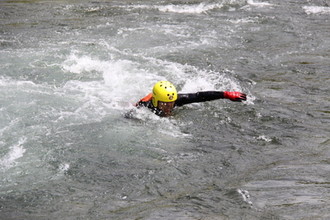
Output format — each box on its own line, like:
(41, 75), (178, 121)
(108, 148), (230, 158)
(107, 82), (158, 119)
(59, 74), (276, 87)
(135, 81), (247, 117)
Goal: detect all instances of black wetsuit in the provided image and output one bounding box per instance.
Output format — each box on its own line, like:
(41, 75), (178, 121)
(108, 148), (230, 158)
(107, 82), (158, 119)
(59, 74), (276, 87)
(136, 91), (226, 116)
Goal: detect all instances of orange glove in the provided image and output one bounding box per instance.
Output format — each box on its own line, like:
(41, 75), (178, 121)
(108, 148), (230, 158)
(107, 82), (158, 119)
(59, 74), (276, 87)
(223, 91), (247, 102)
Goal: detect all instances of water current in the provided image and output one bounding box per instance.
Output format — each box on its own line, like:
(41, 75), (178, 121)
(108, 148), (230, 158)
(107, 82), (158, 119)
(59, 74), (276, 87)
(1, 0), (330, 219)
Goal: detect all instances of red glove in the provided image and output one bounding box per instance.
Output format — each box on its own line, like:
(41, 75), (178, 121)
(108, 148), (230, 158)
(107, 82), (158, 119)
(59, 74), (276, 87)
(224, 91), (247, 102)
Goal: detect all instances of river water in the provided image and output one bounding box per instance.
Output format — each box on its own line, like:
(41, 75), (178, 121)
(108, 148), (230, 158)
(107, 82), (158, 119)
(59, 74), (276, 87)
(1, 0), (330, 219)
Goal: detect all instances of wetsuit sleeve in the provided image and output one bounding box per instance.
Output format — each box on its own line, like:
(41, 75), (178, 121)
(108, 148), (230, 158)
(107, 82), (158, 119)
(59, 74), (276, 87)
(175, 91), (225, 106)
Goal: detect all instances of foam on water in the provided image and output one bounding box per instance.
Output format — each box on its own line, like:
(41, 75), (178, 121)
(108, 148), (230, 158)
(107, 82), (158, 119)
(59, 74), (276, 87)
(122, 2), (225, 14)
(241, 0), (274, 11)
(303, 6), (330, 15)
(130, 106), (191, 138)
(246, 0), (274, 7)
(256, 135), (272, 142)
(237, 189), (253, 206)
(157, 3), (224, 14)
(62, 53), (109, 75)
(0, 137), (26, 171)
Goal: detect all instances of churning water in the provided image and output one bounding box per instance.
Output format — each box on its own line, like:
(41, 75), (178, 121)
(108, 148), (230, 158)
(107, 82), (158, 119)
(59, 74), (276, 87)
(1, 0), (330, 219)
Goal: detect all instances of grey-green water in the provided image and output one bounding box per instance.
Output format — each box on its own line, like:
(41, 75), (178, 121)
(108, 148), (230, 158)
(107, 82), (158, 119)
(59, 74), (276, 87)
(1, 0), (330, 219)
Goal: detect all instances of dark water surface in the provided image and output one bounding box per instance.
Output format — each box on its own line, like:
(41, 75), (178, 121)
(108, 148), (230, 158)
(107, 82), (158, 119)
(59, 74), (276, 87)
(1, 0), (330, 219)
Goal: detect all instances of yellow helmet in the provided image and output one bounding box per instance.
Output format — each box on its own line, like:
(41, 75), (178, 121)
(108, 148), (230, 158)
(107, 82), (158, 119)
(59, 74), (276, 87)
(152, 81), (178, 107)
